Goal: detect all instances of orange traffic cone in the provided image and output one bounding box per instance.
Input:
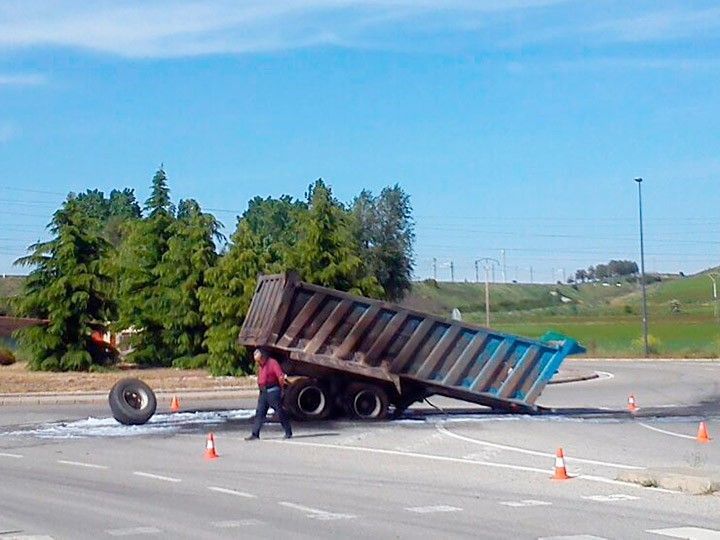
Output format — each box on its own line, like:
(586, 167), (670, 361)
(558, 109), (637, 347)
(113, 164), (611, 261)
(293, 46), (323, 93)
(204, 433), (219, 460)
(552, 447), (570, 480)
(627, 394), (638, 413)
(697, 422), (711, 444)
(170, 395), (180, 413)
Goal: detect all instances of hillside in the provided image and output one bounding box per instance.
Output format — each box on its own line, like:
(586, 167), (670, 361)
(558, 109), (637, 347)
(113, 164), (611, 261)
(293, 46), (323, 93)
(403, 272), (720, 358)
(0, 276), (23, 298)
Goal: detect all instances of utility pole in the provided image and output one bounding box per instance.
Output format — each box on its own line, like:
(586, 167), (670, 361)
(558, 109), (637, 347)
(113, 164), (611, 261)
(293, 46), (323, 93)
(529, 266), (533, 284)
(474, 260), (479, 284)
(450, 261), (455, 283)
(433, 258), (437, 281)
(476, 258), (500, 326)
(635, 177), (649, 357)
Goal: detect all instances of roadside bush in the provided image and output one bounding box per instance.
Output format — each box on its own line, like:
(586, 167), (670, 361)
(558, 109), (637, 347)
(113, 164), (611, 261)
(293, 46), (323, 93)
(172, 354), (210, 370)
(0, 347), (16, 366)
(631, 334), (661, 355)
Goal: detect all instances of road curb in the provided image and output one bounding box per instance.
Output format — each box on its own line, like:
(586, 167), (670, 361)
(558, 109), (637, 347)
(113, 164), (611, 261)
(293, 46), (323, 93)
(617, 468), (720, 495)
(0, 387), (259, 405)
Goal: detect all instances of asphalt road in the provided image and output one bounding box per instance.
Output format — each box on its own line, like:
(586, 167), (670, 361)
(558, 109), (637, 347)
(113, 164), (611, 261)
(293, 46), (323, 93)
(1, 359), (719, 539)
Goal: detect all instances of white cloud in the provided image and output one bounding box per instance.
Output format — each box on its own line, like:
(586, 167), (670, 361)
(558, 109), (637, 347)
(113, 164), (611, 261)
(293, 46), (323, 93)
(0, 73), (46, 86)
(0, 0), (569, 58)
(0, 1), (718, 61)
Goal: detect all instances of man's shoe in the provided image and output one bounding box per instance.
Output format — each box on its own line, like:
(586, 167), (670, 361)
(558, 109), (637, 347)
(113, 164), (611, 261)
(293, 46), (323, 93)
(245, 434), (259, 441)
(283, 433), (293, 439)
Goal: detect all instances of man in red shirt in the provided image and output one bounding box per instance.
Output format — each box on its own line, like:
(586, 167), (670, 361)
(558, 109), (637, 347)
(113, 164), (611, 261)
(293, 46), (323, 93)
(246, 348), (292, 440)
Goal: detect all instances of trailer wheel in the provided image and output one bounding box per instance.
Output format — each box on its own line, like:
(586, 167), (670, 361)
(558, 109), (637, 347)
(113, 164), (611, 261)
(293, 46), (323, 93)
(109, 378), (157, 425)
(344, 383), (389, 420)
(284, 378), (332, 421)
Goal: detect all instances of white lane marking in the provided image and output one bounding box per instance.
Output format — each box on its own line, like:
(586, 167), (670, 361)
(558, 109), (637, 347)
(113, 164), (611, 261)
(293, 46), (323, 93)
(0, 536), (56, 539)
(132, 471), (181, 483)
(437, 424), (644, 470)
(538, 536), (608, 540)
(406, 505), (462, 513)
(279, 501), (356, 521)
(639, 423), (697, 440)
(211, 519), (263, 528)
(581, 494), (640, 502)
(269, 440), (666, 492)
(500, 499), (552, 508)
(647, 527), (720, 539)
(107, 527), (161, 536)
(0, 451), (24, 458)
(57, 460), (108, 470)
(207, 486), (256, 498)
(271, 439), (550, 474)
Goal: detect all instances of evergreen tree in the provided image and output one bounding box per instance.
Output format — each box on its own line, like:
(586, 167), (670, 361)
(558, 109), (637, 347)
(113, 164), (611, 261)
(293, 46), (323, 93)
(289, 179), (382, 296)
(14, 198), (115, 371)
(114, 167), (176, 366)
(243, 195), (305, 264)
(352, 185), (415, 301)
(145, 166), (174, 218)
(157, 199), (221, 366)
(199, 219), (267, 375)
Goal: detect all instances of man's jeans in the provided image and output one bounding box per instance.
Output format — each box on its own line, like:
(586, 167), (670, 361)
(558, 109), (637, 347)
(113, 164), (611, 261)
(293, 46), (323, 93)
(252, 386), (292, 437)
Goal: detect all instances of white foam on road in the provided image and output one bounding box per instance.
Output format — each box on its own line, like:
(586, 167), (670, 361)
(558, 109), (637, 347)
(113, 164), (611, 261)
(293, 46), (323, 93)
(0, 451), (23, 458)
(1, 409), (254, 439)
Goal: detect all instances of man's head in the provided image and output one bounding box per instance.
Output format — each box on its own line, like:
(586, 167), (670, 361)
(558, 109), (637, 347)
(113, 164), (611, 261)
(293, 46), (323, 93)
(253, 348), (268, 365)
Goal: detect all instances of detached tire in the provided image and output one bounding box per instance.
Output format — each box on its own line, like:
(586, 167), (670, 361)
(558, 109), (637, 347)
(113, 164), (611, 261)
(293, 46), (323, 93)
(344, 382), (390, 421)
(284, 378), (332, 421)
(109, 378), (157, 425)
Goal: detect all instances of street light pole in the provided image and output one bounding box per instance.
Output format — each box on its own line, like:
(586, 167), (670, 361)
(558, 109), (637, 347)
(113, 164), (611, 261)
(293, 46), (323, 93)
(635, 177), (649, 357)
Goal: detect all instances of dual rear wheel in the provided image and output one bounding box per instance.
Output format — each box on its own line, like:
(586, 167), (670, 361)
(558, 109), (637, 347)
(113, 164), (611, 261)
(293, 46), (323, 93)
(283, 377), (390, 421)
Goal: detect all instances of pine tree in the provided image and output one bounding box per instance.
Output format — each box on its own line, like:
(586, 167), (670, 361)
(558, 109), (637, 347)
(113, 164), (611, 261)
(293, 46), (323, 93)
(157, 199), (221, 366)
(199, 219), (267, 375)
(114, 167), (176, 366)
(14, 198), (115, 371)
(289, 179), (382, 296)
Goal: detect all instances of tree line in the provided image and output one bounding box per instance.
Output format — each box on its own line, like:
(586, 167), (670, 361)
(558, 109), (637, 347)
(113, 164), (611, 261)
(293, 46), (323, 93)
(573, 260), (639, 283)
(14, 168), (415, 374)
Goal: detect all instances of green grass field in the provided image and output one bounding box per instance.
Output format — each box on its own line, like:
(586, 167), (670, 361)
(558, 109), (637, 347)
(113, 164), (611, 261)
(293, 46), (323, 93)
(405, 272), (720, 358)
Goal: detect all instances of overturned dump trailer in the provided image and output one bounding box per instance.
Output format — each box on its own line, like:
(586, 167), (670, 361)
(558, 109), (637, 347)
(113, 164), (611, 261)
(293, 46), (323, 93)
(237, 272), (586, 421)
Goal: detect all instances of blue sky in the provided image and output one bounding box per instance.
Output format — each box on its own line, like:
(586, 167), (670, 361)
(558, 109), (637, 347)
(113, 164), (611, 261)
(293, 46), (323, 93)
(1, 1), (719, 282)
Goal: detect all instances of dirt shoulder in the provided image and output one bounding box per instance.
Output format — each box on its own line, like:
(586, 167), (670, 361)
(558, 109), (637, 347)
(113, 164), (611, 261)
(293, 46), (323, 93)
(0, 362), (255, 394)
